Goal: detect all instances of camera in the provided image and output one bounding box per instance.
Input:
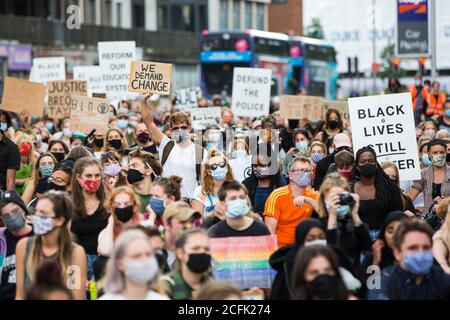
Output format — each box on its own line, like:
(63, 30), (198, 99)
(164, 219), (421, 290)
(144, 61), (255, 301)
(339, 192), (355, 206)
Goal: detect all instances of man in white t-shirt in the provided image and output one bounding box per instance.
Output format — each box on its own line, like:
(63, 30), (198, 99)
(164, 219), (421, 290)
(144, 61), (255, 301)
(140, 93), (207, 200)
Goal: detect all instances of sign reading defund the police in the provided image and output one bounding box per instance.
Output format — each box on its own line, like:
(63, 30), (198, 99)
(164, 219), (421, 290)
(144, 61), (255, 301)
(231, 68), (272, 118)
(348, 93), (420, 181)
(98, 41), (136, 99)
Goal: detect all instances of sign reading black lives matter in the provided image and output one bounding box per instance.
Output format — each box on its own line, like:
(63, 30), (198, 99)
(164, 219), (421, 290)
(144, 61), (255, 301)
(69, 96), (110, 135)
(128, 61), (172, 95)
(231, 67), (272, 118)
(348, 93), (420, 181)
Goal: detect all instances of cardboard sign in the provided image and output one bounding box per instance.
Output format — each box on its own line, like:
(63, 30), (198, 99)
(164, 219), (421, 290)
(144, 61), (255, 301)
(188, 107), (221, 130)
(323, 100), (349, 120)
(174, 87), (202, 110)
(98, 41), (136, 99)
(128, 61), (172, 95)
(69, 96), (110, 135)
(280, 95), (323, 120)
(348, 93), (421, 181)
(73, 66), (104, 97)
(1, 77), (46, 116)
(29, 57), (66, 84)
(231, 67), (272, 118)
(210, 235), (277, 289)
(47, 80), (87, 119)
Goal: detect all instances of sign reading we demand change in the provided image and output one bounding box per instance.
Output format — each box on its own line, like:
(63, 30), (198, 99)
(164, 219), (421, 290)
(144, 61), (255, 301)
(128, 61), (172, 95)
(348, 92), (420, 181)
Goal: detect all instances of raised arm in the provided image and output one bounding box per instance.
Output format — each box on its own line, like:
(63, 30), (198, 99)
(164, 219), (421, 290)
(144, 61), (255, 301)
(139, 93), (164, 146)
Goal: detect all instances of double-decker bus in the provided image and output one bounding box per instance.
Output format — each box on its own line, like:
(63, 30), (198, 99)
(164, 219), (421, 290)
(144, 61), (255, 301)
(200, 29), (290, 98)
(289, 36), (338, 100)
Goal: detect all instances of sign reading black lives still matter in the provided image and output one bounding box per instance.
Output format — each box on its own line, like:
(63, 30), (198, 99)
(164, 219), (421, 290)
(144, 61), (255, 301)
(128, 61), (172, 95)
(231, 67), (272, 118)
(348, 93), (420, 181)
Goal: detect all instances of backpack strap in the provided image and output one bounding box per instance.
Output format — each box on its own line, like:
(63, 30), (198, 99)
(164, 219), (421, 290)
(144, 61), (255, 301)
(161, 140), (175, 167)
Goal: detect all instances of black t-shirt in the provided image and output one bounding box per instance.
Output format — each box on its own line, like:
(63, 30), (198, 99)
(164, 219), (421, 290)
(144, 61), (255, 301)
(436, 116), (450, 133)
(71, 206), (108, 255)
(131, 143), (158, 155)
(208, 219), (271, 238)
(0, 228), (33, 300)
(280, 129), (294, 153)
(201, 216), (221, 229)
(0, 133), (21, 190)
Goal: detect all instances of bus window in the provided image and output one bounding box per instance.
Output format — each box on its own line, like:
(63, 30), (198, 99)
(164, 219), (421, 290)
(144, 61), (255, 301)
(202, 62), (249, 96)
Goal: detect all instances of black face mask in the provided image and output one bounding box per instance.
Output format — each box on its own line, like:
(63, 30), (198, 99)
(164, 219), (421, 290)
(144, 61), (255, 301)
(447, 153), (450, 162)
(48, 182), (66, 192)
(114, 205), (134, 223)
(155, 249), (168, 271)
(328, 120), (339, 130)
(52, 152), (65, 163)
(109, 139), (122, 150)
(94, 138), (104, 148)
(42, 137), (49, 143)
(186, 253), (211, 273)
(307, 274), (339, 300)
(358, 163), (377, 177)
(137, 132), (150, 144)
(35, 176), (49, 194)
(127, 168), (144, 184)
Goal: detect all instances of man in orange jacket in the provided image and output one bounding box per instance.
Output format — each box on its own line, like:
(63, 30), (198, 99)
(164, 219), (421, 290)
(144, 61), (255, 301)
(410, 73), (428, 125)
(426, 81), (446, 120)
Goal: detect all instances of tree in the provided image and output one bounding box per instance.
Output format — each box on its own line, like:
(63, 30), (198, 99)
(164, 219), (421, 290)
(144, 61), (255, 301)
(304, 18), (324, 40)
(378, 43), (405, 79)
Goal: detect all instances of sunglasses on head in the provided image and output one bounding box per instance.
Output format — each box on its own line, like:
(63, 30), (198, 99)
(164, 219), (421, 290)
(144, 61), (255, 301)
(172, 125), (188, 131)
(209, 162), (226, 170)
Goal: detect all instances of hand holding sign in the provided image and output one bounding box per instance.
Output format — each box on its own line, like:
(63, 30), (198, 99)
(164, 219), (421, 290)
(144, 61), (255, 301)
(128, 61), (172, 95)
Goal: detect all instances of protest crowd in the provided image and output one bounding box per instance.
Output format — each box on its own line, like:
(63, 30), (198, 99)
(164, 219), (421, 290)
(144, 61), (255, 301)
(1, 61), (450, 302)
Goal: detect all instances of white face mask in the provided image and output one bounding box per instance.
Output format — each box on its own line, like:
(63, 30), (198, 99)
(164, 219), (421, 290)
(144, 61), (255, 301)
(305, 239), (327, 247)
(124, 256), (159, 284)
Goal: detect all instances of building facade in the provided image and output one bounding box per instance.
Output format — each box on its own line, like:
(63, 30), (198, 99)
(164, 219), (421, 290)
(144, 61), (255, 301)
(268, 0), (302, 36)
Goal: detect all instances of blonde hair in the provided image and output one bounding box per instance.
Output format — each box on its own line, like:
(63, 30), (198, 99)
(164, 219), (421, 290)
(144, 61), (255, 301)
(15, 133), (36, 166)
(201, 149), (234, 195)
(317, 173), (350, 218)
(228, 139), (249, 159)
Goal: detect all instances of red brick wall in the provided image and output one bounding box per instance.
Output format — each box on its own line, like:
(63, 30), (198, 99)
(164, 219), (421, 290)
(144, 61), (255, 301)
(268, 0), (303, 36)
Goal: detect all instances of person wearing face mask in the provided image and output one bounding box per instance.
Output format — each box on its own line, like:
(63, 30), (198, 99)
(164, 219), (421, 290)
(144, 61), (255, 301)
(422, 120), (438, 140)
(0, 118), (20, 191)
(228, 140), (252, 183)
(314, 133), (352, 190)
(131, 123), (157, 155)
(15, 191), (87, 300)
(139, 93), (207, 200)
(320, 109), (343, 150)
(203, 126), (224, 152)
(99, 229), (169, 300)
(242, 151), (287, 218)
(309, 141), (327, 169)
(264, 157), (319, 248)
(48, 140), (69, 164)
(192, 150), (234, 218)
(326, 150), (354, 181)
(369, 218), (450, 300)
(408, 140), (450, 217)
(91, 133), (105, 159)
(70, 158), (109, 282)
(103, 128), (128, 166)
(291, 245), (350, 300)
(351, 146), (403, 240)
(127, 149), (163, 214)
(97, 187), (143, 259)
(411, 73), (429, 125)
(160, 228), (212, 300)
(208, 181), (270, 238)
(14, 134), (36, 196)
(436, 99), (450, 134)
(282, 129), (311, 175)
(147, 176), (182, 228)
(0, 191), (33, 300)
(115, 108), (133, 142)
(52, 119), (72, 147)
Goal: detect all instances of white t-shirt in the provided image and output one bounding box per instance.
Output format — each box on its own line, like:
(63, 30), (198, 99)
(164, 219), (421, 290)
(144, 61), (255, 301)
(159, 135), (206, 199)
(229, 155), (252, 182)
(98, 290), (169, 300)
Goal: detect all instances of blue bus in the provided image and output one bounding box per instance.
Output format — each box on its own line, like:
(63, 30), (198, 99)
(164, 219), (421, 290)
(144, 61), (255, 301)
(199, 30), (290, 98)
(289, 36), (338, 100)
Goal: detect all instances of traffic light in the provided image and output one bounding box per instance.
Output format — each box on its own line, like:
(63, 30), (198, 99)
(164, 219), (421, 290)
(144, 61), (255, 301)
(393, 57), (400, 72)
(419, 58), (425, 74)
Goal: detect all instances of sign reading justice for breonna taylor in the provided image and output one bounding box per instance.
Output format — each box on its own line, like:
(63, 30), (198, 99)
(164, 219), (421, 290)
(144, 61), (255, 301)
(348, 93), (421, 181)
(231, 67), (272, 118)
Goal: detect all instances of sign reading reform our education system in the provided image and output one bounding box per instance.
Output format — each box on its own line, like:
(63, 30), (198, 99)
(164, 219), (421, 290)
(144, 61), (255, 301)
(231, 67), (272, 118)
(128, 61), (172, 95)
(348, 92), (420, 181)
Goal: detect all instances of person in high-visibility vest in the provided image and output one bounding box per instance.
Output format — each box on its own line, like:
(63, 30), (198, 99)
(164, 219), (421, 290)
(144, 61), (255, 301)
(425, 81), (447, 119)
(410, 73), (428, 125)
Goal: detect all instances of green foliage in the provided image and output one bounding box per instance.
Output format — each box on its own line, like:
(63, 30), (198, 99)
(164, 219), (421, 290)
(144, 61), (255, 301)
(305, 18), (324, 40)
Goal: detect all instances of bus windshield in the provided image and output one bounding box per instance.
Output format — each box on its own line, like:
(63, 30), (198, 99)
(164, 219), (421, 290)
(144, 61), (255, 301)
(202, 33), (250, 52)
(304, 44), (336, 62)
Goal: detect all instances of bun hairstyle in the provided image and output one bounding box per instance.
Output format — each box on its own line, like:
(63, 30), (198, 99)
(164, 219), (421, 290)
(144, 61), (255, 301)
(153, 175), (183, 201)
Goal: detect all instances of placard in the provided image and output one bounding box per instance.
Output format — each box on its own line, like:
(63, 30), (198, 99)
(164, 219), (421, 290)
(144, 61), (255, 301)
(128, 61), (172, 95)
(29, 57), (66, 84)
(348, 93), (421, 181)
(280, 95), (323, 120)
(47, 80), (87, 119)
(174, 87), (202, 110)
(323, 100), (349, 120)
(188, 107), (221, 130)
(0, 77), (46, 116)
(69, 96), (110, 135)
(98, 41), (136, 99)
(231, 68), (272, 118)
(73, 66), (104, 97)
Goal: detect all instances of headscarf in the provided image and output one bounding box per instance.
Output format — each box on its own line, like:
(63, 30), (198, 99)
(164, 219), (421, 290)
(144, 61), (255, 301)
(295, 218), (325, 247)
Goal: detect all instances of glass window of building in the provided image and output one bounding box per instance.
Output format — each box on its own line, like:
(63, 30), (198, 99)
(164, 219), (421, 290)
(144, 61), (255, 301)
(233, 0), (240, 29)
(116, 2), (122, 27)
(158, 5), (168, 30)
(220, 0), (228, 30)
(256, 3), (264, 30)
(199, 4), (208, 31)
(102, 0), (112, 26)
(85, 0), (96, 24)
(132, 0), (145, 28)
(245, 1), (252, 29)
(171, 4), (195, 32)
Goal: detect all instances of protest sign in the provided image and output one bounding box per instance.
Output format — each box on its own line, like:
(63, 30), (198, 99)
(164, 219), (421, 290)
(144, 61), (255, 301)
(323, 100), (349, 120)
(73, 66), (104, 97)
(69, 96), (110, 135)
(229, 155), (253, 183)
(98, 41), (136, 99)
(1, 77), (46, 116)
(231, 68), (272, 118)
(210, 235), (277, 289)
(47, 80), (87, 119)
(128, 61), (172, 95)
(29, 57), (66, 84)
(188, 107), (221, 130)
(348, 92), (420, 181)
(280, 95), (323, 120)
(174, 87), (202, 110)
